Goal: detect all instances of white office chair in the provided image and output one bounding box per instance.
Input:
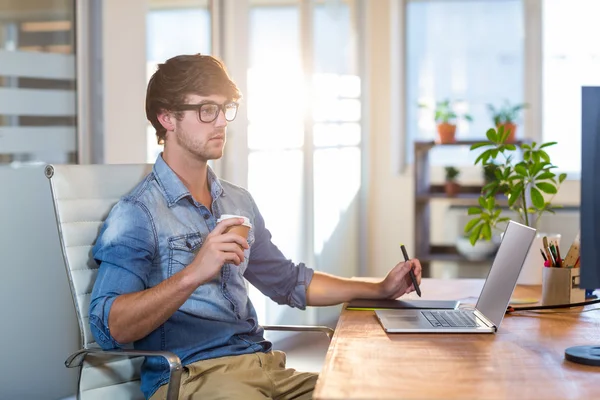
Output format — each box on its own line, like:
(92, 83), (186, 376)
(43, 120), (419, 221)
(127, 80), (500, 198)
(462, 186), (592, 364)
(45, 164), (333, 400)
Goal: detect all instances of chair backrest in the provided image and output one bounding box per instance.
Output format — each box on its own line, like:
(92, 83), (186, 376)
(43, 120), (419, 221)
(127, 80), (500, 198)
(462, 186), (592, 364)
(46, 164), (153, 399)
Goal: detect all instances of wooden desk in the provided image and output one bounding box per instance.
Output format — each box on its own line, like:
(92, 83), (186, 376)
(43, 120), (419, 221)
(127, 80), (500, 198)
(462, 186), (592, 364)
(314, 279), (600, 399)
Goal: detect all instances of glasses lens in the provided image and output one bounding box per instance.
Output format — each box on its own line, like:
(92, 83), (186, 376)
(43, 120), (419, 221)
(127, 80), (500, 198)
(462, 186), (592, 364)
(199, 104), (219, 122)
(224, 103), (238, 121)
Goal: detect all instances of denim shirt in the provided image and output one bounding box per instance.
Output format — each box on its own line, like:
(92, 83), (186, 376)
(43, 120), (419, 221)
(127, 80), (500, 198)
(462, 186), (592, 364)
(89, 155), (314, 399)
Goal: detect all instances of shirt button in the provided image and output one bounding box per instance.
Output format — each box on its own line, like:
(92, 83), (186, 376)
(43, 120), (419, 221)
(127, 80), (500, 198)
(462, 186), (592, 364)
(203, 214), (210, 219)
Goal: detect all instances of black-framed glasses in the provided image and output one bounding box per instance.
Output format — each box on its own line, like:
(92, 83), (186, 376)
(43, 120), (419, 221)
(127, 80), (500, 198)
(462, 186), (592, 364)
(172, 101), (239, 123)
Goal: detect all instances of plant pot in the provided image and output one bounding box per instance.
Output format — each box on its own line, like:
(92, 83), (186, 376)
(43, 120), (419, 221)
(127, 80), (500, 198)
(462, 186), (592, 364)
(456, 236), (500, 261)
(517, 233), (561, 285)
(436, 123), (456, 144)
(445, 181), (460, 197)
(496, 122), (517, 142)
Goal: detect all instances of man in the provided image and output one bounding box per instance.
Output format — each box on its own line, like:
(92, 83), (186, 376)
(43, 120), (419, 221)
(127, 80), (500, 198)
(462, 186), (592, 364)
(90, 54), (422, 400)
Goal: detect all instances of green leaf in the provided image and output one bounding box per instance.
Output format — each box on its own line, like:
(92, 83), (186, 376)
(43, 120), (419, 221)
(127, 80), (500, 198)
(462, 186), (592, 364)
(539, 150), (550, 162)
(474, 150), (491, 166)
(470, 142), (492, 150)
(482, 181), (498, 195)
(470, 223), (484, 245)
(467, 207), (482, 215)
(539, 141), (557, 149)
(505, 144), (517, 151)
(481, 223), (492, 241)
(536, 172), (555, 180)
(464, 218), (480, 234)
(500, 126), (510, 143)
(486, 196), (495, 209)
(532, 152), (540, 164)
(478, 196), (486, 208)
(530, 187), (545, 208)
(486, 128), (498, 142)
(514, 164), (528, 176)
(536, 182), (557, 194)
(508, 185), (523, 207)
(559, 173), (567, 183)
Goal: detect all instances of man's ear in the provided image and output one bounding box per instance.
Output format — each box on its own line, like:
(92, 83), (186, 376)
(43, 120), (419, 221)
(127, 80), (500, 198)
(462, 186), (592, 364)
(157, 110), (175, 131)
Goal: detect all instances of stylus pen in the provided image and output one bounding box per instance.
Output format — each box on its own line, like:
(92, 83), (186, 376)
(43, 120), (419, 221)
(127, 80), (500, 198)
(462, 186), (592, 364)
(400, 244), (421, 297)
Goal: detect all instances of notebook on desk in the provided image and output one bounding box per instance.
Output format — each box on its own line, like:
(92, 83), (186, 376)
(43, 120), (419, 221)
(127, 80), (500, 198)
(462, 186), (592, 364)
(347, 299), (459, 310)
(375, 220), (536, 333)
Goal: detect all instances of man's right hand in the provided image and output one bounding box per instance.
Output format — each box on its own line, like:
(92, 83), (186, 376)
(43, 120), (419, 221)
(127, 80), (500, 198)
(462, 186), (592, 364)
(188, 217), (249, 284)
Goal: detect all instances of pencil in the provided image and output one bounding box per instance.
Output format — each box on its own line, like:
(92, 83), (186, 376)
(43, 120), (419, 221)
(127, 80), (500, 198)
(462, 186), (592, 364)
(539, 249), (547, 261)
(400, 244), (421, 297)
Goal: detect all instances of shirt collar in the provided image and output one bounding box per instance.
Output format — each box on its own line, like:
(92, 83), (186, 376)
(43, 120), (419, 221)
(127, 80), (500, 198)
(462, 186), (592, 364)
(153, 154), (224, 207)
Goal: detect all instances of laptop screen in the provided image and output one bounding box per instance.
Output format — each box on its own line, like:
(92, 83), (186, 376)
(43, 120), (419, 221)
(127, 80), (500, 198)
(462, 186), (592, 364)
(475, 221), (536, 327)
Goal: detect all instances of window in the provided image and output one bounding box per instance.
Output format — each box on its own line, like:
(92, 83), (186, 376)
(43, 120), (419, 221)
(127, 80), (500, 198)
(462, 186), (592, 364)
(145, 2), (211, 162)
(542, 0), (600, 175)
(247, 1), (363, 324)
(405, 0), (524, 166)
(0, 0), (76, 165)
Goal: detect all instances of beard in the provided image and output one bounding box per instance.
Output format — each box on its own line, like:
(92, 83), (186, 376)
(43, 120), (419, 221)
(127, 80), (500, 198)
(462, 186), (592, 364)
(175, 125), (226, 161)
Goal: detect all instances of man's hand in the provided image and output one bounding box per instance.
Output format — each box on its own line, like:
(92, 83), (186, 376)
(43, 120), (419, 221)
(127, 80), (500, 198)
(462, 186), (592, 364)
(188, 217), (249, 284)
(379, 259), (423, 299)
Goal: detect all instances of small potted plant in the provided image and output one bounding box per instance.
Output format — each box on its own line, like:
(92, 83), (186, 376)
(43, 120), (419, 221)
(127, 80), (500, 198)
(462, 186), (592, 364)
(463, 125), (567, 282)
(419, 99), (473, 144)
(487, 100), (528, 143)
(444, 166), (461, 197)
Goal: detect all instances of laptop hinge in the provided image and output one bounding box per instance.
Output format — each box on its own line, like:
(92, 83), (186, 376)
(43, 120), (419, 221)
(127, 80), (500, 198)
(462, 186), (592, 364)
(473, 309), (497, 331)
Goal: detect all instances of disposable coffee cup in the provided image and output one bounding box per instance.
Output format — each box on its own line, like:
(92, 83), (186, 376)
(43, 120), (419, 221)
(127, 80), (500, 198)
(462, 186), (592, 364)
(217, 214), (252, 240)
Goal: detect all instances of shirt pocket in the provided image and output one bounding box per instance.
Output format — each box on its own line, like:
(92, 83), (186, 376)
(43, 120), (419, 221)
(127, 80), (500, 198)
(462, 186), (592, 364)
(168, 232), (204, 277)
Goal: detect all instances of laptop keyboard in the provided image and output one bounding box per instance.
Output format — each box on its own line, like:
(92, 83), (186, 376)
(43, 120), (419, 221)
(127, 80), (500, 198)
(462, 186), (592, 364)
(422, 310), (478, 328)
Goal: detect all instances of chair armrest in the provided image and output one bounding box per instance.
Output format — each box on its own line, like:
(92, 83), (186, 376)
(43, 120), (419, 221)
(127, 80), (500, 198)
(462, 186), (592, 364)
(262, 325), (334, 341)
(65, 348), (182, 400)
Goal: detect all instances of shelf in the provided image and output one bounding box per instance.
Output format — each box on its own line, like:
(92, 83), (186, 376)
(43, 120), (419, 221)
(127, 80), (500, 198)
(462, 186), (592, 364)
(414, 139), (529, 151)
(418, 245), (496, 265)
(416, 186), (509, 206)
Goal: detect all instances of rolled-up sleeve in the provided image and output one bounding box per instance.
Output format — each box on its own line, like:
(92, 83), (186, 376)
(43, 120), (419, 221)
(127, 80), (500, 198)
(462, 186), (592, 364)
(243, 196), (314, 309)
(89, 200), (156, 349)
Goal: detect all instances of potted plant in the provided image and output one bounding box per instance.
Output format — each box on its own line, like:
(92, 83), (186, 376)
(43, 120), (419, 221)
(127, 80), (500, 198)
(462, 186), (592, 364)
(487, 100), (528, 143)
(463, 126), (567, 283)
(419, 99), (473, 144)
(444, 166), (461, 197)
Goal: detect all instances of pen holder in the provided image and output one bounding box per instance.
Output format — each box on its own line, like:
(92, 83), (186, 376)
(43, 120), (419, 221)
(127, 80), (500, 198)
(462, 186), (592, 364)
(541, 267), (585, 306)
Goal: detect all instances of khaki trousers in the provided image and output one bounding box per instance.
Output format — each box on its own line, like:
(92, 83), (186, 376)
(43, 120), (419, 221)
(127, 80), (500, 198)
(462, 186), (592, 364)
(150, 351), (318, 400)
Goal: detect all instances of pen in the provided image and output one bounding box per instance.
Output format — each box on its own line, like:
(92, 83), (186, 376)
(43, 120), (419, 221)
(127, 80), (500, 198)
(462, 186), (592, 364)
(539, 249), (547, 262)
(547, 245), (556, 267)
(555, 242), (562, 267)
(400, 244), (421, 297)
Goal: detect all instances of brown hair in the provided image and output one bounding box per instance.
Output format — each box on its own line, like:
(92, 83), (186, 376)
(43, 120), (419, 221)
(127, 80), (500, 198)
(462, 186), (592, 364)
(146, 54), (241, 144)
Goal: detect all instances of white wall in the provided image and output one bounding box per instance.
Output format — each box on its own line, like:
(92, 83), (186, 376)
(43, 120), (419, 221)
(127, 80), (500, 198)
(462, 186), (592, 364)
(363, 0), (581, 278)
(364, 0), (414, 278)
(102, 0), (148, 164)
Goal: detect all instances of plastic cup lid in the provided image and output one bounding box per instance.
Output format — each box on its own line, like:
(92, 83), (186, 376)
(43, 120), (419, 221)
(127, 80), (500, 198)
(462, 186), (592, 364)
(217, 214), (252, 228)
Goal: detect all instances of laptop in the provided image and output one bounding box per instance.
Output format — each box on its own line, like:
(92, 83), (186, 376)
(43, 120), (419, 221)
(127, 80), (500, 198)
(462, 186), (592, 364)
(375, 220), (536, 333)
